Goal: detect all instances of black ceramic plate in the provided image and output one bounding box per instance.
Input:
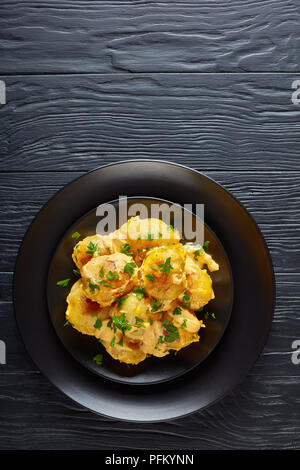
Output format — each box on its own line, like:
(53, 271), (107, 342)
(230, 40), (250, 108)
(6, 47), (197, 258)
(47, 198), (233, 385)
(14, 161), (275, 422)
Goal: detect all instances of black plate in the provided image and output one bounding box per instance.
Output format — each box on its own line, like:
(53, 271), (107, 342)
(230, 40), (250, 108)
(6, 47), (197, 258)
(47, 198), (233, 385)
(13, 160), (275, 421)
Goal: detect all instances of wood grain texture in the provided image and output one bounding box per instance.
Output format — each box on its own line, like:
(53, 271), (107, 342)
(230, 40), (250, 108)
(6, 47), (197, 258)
(1, 0), (300, 74)
(0, 273), (300, 449)
(1, 74), (299, 171)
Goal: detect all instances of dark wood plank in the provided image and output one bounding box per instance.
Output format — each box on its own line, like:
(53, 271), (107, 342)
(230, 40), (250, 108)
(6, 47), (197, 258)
(1, 0), (299, 74)
(0, 74), (300, 171)
(0, 273), (300, 449)
(0, 171), (298, 273)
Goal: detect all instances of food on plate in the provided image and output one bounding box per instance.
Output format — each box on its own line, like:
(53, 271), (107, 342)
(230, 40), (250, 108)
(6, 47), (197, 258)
(64, 217), (219, 365)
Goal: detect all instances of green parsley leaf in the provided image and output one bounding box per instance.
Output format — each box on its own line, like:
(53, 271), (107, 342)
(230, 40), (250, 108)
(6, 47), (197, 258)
(151, 299), (163, 313)
(181, 319), (187, 329)
(121, 243), (133, 256)
(64, 320), (70, 327)
(110, 336), (116, 347)
(112, 313), (132, 336)
(124, 262), (137, 277)
(133, 287), (147, 299)
(158, 257), (173, 276)
(71, 232), (81, 239)
(94, 318), (102, 329)
(57, 278), (71, 287)
(163, 320), (179, 343)
(99, 266), (104, 278)
(86, 241), (97, 255)
(147, 317), (153, 325)
(173, 306), (182, 315)
(91, 312), (98, 317)
(93, 353), (103, 365)
(182, 291), (190, 305)
(73, 268), (81, 277)
(158, 232), (163, 238)
(145, 274), (155, 282)
(107, 271), (119, 281)
(115, 295), (128, 307)
(147, 232), (154, 241)
(211, 312), (216, 319)
(194, 248), (204, 260)
(87, 280), (100, 293)
(203, 240), (210, 248)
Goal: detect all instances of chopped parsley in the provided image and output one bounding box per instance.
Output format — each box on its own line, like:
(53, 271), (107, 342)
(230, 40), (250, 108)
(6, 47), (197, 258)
(147, 317), (153, 325)
(99, 266), (104, 278)
(135, 316), (145, 329)
(115, 295), (128, 307)
(118, 336), (124, 346)
(145, 274), (155, 282)
(107, 271), (119, 281)
(158, 257), (173, 276)
(71, 232), (81, 239)
(194, 248), (204, 260)
(151, 299), (163, 313)
(181, 319), (187, 329)
(147, 232), (154, 241)
(163, 319), (180, 343)
(64, 320), (70, 327)
(124, 261), (137, 276)
(73, 268), (81, 277)
(57, 278), (71, 287)
(94, 318), (102, 329)
(194, 306), (204, 314)
(110, 336), (116, 347)
(121, 243), (133, 256)
(173, 306), (182, 315)
(91, 312), (98, 317)
(182, 291), (190, 306)
(203, 240), (210, 248)
(93, 353), (103, 365)
(112, 313), (132, 336)
(158, 232), (163, 238)
(86, 241), (97, 255)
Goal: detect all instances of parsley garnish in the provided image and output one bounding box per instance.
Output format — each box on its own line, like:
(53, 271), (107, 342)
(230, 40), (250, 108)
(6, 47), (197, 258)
(93, 353), (103, 365)
(107, 271), (119, 281)
(73, 268), (81, 277)
(57, 278), (71, 287)
(163, 319), (179, 343)
(134, 287), (147, 299)
(194, 306), (204, 314)
(181, 319), (187, 329)
(158, 232), (163, 238)
(145, 274), (155, 282)
(86, 241), (97, 255)
(124, 262), (137, 276)
(99, 266), (104, 278)
(182, 291), (190, 305)
(158, 257), (173, 276)
(203, 240), (210, 248)
(148, 317), (153, 325)
(147, 232), (154, 241)
(94, 318), (102, 329)
(110, 336), (116, 347)
(135, 316), (145, 329)
(112, 313), (132, 336)
(71, 232), (81, 239)
(151, 299), (163, 313)
(91, 312), (98, 317)
(64, 320), (70, 327)
(115, 295), (128, 307)
(87, 280), (100, 293)
(194, 248), (204, 260)
(121, 243), (133, 256)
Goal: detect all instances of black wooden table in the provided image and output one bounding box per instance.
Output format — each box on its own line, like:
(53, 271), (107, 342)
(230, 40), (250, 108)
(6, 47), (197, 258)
(0, 0), (300, 450)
